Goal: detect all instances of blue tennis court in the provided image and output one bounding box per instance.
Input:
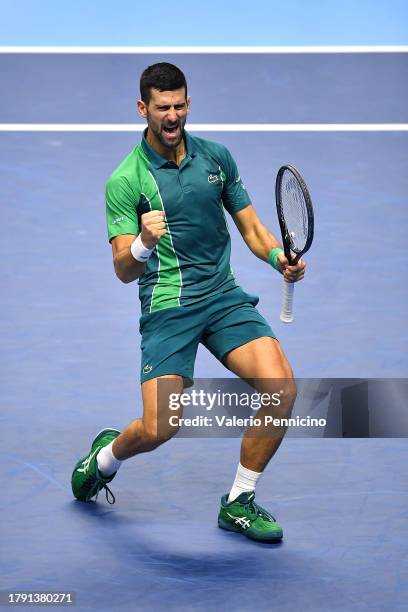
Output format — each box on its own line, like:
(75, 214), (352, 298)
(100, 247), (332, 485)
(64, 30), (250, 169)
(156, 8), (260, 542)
(1, 32), (407, 612)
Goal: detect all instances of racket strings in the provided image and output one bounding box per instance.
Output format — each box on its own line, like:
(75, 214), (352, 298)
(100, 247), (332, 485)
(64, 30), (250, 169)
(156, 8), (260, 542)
(279, 170), (309, 252)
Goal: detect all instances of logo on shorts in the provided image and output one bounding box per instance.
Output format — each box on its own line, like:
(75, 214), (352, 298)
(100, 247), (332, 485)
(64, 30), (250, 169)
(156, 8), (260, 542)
(208, 174), (220, 183)
(143, 365), (153, 374)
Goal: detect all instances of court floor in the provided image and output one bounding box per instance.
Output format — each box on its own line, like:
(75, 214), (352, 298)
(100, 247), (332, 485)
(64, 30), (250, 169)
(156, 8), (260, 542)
(1, 52), (407, 610)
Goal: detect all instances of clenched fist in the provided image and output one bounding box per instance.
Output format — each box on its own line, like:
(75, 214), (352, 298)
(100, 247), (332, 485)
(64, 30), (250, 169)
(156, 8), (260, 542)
(140, 210), (167, 249)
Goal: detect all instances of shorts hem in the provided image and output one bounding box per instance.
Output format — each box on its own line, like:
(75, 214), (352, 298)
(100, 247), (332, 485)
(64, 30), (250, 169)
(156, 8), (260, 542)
(219, 332), (277, 363)
(141, 369), (194, 388)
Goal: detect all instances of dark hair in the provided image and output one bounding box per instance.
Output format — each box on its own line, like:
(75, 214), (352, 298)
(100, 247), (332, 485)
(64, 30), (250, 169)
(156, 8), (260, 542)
(140, 62), (187, 104)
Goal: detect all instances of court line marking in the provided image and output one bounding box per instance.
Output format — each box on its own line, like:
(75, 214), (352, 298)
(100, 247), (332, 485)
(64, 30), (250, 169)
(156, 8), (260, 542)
(4, 457), (70, 492)
(0, 46), (407, 54)
(1, 124), (407, 132)
(23, 462), (70, 491)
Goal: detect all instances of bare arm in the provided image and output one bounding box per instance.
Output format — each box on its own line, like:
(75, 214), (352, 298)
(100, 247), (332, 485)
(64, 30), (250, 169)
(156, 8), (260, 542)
(233, 204), (306, 282)
(111, 210), (166, 283)
(232, 204), (282, 262)
(111, 234), (144, 283)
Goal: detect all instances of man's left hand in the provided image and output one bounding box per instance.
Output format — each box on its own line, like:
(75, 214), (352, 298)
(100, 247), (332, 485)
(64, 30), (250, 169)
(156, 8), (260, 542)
(277, 253), (306, 283)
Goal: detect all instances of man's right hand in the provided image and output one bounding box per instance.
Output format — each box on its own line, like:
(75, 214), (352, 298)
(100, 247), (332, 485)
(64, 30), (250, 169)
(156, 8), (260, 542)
(140, 211), (167, 248)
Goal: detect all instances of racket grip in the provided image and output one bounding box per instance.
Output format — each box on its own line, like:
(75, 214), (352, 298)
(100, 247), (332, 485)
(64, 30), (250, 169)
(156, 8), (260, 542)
(280, 280), (295, 323)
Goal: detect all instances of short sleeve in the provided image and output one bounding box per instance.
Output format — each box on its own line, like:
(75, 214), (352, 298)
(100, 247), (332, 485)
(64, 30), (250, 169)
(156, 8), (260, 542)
(220, 147), (251, 215)
(106, 175), (139, 242)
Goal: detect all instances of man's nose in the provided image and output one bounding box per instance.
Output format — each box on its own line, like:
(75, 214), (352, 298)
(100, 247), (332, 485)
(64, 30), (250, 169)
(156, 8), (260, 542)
(167, 107), (177, 122)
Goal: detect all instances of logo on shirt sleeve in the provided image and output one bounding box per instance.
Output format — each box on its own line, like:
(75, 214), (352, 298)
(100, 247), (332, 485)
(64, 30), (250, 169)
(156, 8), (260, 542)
(112, 216), (124, 225)
(235, 175), (246, 190)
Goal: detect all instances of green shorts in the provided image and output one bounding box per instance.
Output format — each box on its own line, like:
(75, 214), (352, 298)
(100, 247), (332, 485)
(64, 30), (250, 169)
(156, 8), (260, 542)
(139, 286), (276, 384)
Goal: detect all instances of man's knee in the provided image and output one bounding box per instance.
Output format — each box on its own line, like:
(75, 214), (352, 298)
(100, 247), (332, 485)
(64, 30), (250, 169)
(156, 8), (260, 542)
(282, 376), (297, 402)
(280, 377), (297, 416)
(257, 376), (297, 418)
(270, 351), (297, 411)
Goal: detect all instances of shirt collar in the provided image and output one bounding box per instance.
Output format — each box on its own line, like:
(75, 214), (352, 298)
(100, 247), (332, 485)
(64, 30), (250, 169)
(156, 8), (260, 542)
(141, 128), (196, 169)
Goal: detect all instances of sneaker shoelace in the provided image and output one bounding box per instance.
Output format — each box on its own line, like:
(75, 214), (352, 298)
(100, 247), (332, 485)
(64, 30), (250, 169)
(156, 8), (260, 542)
(244, 499), (276, 523)
(84, 475), (116, 505)
(95, 483), (116, 505)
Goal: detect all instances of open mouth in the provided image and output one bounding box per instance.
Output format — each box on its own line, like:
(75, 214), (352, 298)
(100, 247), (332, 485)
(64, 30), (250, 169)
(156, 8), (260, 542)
(162, 124), (180, 137)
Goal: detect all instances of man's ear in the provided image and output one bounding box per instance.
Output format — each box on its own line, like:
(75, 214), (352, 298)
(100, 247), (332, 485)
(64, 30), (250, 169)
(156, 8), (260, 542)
(137, 99), (148, 119)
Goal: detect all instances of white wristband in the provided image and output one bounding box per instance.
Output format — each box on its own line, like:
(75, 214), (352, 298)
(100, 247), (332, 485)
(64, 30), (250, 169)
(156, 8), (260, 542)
(130, 234), (154, 263)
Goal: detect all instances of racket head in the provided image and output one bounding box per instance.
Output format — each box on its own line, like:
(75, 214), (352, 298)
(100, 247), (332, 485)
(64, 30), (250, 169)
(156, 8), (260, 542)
(275, 164), (314, 264)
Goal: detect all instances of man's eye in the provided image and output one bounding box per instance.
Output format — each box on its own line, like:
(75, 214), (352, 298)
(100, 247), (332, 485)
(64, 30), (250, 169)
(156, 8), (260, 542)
(157, 105), (185, 111)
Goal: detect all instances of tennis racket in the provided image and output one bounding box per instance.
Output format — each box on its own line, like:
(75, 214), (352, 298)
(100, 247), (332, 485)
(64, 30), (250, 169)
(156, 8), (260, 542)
(275, 164), (314, 323)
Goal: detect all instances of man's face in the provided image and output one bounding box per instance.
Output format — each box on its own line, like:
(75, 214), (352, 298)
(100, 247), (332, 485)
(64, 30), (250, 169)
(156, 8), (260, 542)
(138, 87), (190, 149)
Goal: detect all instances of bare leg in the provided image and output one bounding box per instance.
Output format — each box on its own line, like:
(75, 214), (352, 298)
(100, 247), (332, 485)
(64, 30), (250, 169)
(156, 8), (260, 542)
(224, 337), (297, 472)
(111, 375), (184, 460)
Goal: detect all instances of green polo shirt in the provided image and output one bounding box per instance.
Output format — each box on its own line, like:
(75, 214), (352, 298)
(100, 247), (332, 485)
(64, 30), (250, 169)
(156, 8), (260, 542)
(106, 129), (251, 314)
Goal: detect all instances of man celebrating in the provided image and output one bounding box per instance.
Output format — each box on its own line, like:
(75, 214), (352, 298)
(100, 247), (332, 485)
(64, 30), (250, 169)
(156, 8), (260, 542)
(71, 63), (305, 542)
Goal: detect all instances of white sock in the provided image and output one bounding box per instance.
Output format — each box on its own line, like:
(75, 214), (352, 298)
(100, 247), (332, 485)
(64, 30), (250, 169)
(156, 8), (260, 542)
(228, 462), (262, 502)
(97, 441), (122, 477)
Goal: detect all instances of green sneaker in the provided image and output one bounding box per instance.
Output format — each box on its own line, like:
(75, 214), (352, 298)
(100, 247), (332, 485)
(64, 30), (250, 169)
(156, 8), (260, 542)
(218, 491), (283, 543)
(71, 428), (121, 504)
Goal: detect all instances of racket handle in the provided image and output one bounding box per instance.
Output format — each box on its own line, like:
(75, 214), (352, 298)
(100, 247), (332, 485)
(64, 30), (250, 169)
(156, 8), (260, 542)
(280, 280), (295, 323)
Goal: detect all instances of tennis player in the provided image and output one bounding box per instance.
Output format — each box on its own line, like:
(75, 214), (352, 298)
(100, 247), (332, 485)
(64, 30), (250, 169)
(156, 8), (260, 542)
(71, 63), (305, 542)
